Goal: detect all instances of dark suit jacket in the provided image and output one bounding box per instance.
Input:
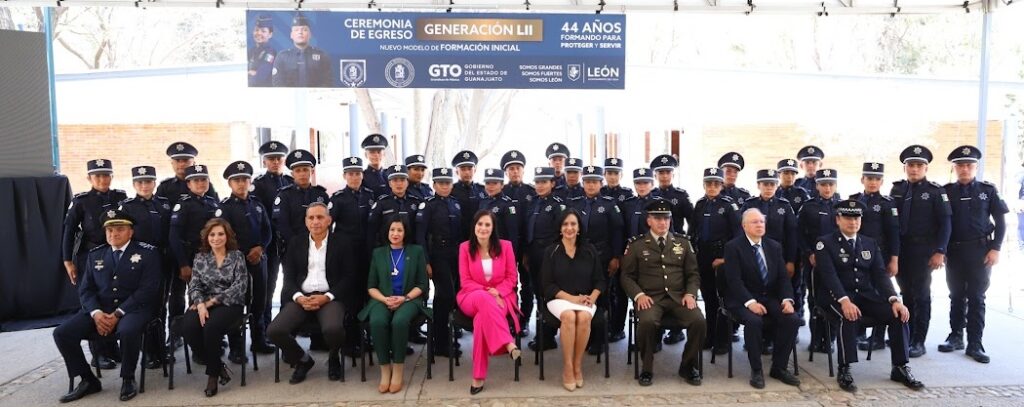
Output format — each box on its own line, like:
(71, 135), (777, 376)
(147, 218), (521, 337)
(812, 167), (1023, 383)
(813, 231), (897, 306)
(281, 232), (353, 307)
(81, 240), (162, 315)
(721, 236), (793, 310)
(357, 244), (431, 321)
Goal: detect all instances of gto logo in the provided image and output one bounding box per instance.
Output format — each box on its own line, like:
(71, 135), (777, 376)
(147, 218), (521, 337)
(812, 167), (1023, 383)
(428, 64), (462, 78)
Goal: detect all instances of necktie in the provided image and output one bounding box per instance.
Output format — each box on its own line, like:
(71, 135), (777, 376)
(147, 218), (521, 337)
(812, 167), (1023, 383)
(582, 198), (593, 233)
(298, 49), (308, 86)
(700, 202), (711, 242)
(445, 197), (461, 236)
(247, 199), (261, 243)
(527, 198), (540, 241)
(900, 183), (913, 235)
(753, 243), (768, 282)
(658, 237), (666, 251)
(113, 249), (123, 268)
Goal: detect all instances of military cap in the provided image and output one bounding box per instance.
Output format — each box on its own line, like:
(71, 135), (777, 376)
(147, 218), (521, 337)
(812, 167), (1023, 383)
(797, 145), (824, 162)
(483, 168), (505, 183)
(650, 154), (678, 172)
(386, 164), (408, 180)
(777, 158), (799, 173)
(534, 167), (556, 181)
(564, 158), (583, 172)
(223, 161), (253, 180)
(632, 168), (654, 183)
(131, 165), (156, 181)
(451, 150), (478, 168)
(948, 145), (981, 163)
(166, 142), (198, 159)
(718, 152), (745, 171)
(342, 156), (363, 172)
(862, 162), (885, 176)
(184, 164), (209, 180)
(259, 141), (288, 158)
(501, 150), (526, 169)
(286, 149), (316, 168)
(604, 157), (623, 172)
(405, 154), (428, 168)
(545, 143), (569, 159)
(756, 169), (779, 183)
(101, 208), (135, 228)
(87, 159), (113, 175)
(836, 199), (865, 217)
(432, 167), (454, 182)
(581, 165), (604, 181)
(361, 134), (388, 150)
(702, 167), (724, 183)
(292, 13), (311, 27)
(255, 14), (274, 29)
(899, 145), (933, 164)
(645, 199), (673, 217)
(815, 168), (838, 183)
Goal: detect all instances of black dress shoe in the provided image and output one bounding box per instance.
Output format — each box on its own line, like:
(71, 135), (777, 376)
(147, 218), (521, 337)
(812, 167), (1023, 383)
(409, 330), (429, 345)
(454, 327), (465, 339)
(749, 370), (765, 389)
(762, 342), (774, 355)
(680, 365), (701, 386)
(663, 330), (685, 345)
(290, 357), (315, 384)
(527, 338), (558, 351)
(713, 345), (730, 355)
(654, 342), (663, 353)
(119, 378), (138, 401)
(638, 371), (653, 386)
(908, 342), (926, 358)
(586, 345), (603, 356)
(228, 349), (248, 364)
(327, 357), (342, 381)
(59, 378), (101, 403)
(608, 331), (626, 343)
(91, 355), (116, 370)
(857, 338), (886, 351)
(938, 333), (965, 353)
(434, 348), (463, 358)
(144, 354), (164, 369)
(732, 333), (740, 343)
(966, 343), (990, 363)
(837, 365), (857, 392)
(470, 384), (484, 394)
(251, 341), (277, 354)
(890, 365), (925, 390)
(770, 368), (801, 386)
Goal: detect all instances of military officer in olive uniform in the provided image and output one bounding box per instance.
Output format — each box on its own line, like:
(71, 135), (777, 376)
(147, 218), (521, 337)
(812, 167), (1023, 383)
(273, 149), (329, 253)
(621, 200), (706, 387)
(690, 168), (742, 353)
(524, 167), (566, 349)
(798, 168), (842, 352)
(252, 141), (293, 330)
(571, 165), (624, 353)
(248, 14), (276, 87)
(615, 168), (661, 342)
(794, 145), (824, 198)
(416, 167), (464, 357)
(361, 134), (391, 198)
(220, 161), (276, 358)
(62, 159), (128, 370)
(156, 141), (218, 207)
(814, 199), (924, 393)
(451, 150), (484, 237)
(939, 145), (1008, 363)
(271, 14), (332, 87)
(650, 154), (695, 345)
(405, 154), (434, 200)
(777, 159), (811, 215)
(546, 143), (570, 189)
(718, 152), (752, 204)
(601, 157), (635, 204)
(850, 162), (901, 351)
(117, 166), (172, 368)
(889, 145), (952, 358)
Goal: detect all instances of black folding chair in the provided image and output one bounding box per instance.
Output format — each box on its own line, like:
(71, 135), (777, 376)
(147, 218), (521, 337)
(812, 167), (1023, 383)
(806, 269), (885, 377)
(272, 319), (361, 383)
(710, 305), (799, 378)
(536, 304), (610, 380)
(449, 308), (521, 382)
(359, 312), (434, 382)
(626, 308), (704, 380)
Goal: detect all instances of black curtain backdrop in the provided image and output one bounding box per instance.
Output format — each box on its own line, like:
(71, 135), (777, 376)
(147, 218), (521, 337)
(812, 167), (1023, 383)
(0, 176), (78, 330)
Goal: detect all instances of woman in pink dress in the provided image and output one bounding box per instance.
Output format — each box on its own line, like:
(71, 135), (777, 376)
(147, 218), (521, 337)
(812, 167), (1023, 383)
(457, 210), (522, 395)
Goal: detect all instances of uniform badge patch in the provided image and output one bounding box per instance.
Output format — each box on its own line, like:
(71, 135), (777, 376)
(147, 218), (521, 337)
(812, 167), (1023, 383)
(130, 254), (142, 263)
(777, 208), (786, 215)
(815, 241), (824, 250)
(861, 251), (871, 260)
(215, 209), (222, 217)
(979, 192), (988, 200)
(717, 207), (725, 215)
(418, 202), (425, 210)
(173, 204), (181, 212)
(597, 206), (606, 214)
(274, 196), (281, 206)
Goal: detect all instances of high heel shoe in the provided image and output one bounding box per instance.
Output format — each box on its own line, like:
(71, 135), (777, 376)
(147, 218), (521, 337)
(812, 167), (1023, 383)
(562, 381), (576, 391)
(218, 365), (233, 386)
(575, 371), (584, 388)
(509, 347), (522, 362)
(204, 376), (218, 397)
(470, 385), (484, 395)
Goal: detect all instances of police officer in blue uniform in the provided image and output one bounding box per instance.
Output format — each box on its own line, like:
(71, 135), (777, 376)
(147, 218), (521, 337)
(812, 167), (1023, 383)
(169, 164), (221, 326)
(798, 168), (842, 352)
(405, 154), (434, 200)
(53, 209), (163, 403)
(546, 143), (570, 189)
(329, 156), (377, 355)
(479, 168), (521, 256)
(650, 154), (694, 237)
(415, 167), (464, 357)
(500, 150), (535, 218)
(601, 157), (634, 204)
(271, 14), (332, 87)
(118, 165), (171, 368)
(777, 159), (811, 215)
(361, 134), (391, 198)
(62, 159), (128, 370)
(570, 165), (624, 353)
(273, 149), (329, 254)
(889, 145), (952, 358)
(794, 145), (824, 198)
(814, 199), (924, 393)
(525, 167), (566, 350)
(561, 158), (585, 200)
(850, 162), (901, 351)
(743, 169), (798, 283)
(939, 145), (1008, 363)
(690, 167), (742, 353)
(220, 161), (276, 359)
(252, 141), (293, 332)
(718, 152), (752, 204)
(451, 150), (484, 236)
(367, 165), (423, 247)
(156, 142), (218, 207)
(248, 14), (276, 87)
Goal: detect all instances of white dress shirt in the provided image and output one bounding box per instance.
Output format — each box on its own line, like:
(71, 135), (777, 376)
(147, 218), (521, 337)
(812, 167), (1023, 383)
(295, 234), (335, 301)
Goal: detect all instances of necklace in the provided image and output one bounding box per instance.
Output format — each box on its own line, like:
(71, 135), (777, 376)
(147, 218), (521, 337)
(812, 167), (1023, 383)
(390, 247), (405, 276)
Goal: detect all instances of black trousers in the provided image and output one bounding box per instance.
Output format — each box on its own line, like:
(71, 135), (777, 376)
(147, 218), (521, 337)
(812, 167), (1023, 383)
(608, 268), (629, 335)
(696, 251), (726, 348)
(268, 301), (346, 365)
(896, 242), (934, 344)
(181, 305), (244, 376)
(145, 253), (175, 358)
(526, 240), (552, 335)
(343, 238), (370, 350)
(635, 295), (706, 373)
(830, 297), (910, 366)
(262, 241), (282, 330)
(946, 239), (991, 344)
(729, 301), (800, 372)
(53, 309), (153, 379)
(428, 243), (458, 352)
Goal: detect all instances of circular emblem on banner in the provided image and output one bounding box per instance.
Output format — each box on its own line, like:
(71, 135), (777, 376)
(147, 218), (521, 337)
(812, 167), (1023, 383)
(385, 58), (415, 88)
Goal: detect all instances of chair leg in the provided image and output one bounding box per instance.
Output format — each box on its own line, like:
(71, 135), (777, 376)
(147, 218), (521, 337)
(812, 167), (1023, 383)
(448, 319), (455, 382)
(866, 325), (878, 361)
(184, 343), (192, 374)
(604, 309), (610, 378)
(538, 321), (545, 381)
(140, 334), (147, 393)
(626, 309), (633, 366)
(69, 377), (74, 393)
(426, 318), (433, 380)
(632, 312), (639, 380)
(826, 321), (834, 378)
(360, 328), (367, 382)
(727, 321), (734, 378)
(91, 341), (102, 379)
(240, 328), (247, 387)
(168, 343), (176, 390)
(792, 340), (799, 375)
(514, 331), (521, 382)
(274, 348), (280, 383)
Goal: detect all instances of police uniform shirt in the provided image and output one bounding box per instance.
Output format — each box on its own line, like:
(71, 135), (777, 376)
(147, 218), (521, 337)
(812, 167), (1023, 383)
(62, 188), (129, 262)
(601, 184), (635, 205)
(117, 195), (171, 247)
(407, 181), (434, 201)
(367, 193), (423, 246)
(248, 43), (277, 87)
(362, 165), (391, 198)
(890, 179), (952, 253)
(452, 180), (484, 235)
(944, 180), (1009, 251)
(651, 185), (694, 234)
(778, 185), (811, 215)
(253, 172), (294, 219)
(622, 194), (659, 238)
(503, 182), (536, 217)
(796, 194), (841, 255)
(82, 241), (162, 315)
(328, 185), (375, 241)
(272, 184), (329, 245)
(156, 177), (219, 208)
(850, 192), (901, 259)
(794, 177), (819, 199)
(415, 195), (464, 260)
(563, 183), (585, 200)
(525, 194), (565, 243)
(742, 195), (798, 263)
(813, 231), (897, 305)
(570, 195), (624, 259)
(271, 45), (332, 87)
(169, 193), (220, 267)
(722, 185), (752, 204)
(690, 195), (741, 245)
(478, 193), (521, 251)
(220, 195), (273, 252)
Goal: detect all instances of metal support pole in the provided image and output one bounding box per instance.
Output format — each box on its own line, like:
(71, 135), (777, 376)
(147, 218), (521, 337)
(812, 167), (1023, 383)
(576, 113), (585, 159)
(44, 7), (60, 173)
(380, 112), (390, 163)
(349, 103), (360, 157)
(976, 10), (993, 181)
(401, 117), (409, 158)
(596, 106), (606, 165)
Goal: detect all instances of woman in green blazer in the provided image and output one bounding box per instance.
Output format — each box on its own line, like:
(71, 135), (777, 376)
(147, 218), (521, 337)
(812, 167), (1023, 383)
(358, 217), (430, 394)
